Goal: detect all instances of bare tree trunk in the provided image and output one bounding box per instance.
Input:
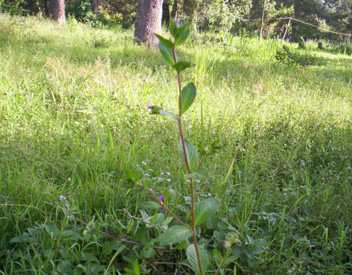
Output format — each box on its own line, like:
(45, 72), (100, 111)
(91, 0), (99, 15)
(171, 0), (178, 20)
(48, 0), (65, 24)
(162, 0), (170, 27)
(135, 0), (163, 48)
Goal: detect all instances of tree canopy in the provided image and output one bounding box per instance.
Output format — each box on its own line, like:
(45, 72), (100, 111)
(0, 0), (351, 41)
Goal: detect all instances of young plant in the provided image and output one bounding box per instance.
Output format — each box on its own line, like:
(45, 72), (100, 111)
(147, 22), (210, 274)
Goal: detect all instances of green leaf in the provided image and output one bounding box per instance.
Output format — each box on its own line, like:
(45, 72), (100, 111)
(143, 201), (160, 210)
(155, 33), (174, 49)
(142, 245), (156, 259)
(158, 225), (192, 246)
(155, 33), (175, 65)
(195, 198), (219, 226)
(179, 140), (199, 170)
(169, 20), (177, 39)
(173, 61), (192, 72)
(186, 244), (210, 274)
(174, 22), (190, 45)
(44, 224), (61, 239)
(180, 82), (196, 115)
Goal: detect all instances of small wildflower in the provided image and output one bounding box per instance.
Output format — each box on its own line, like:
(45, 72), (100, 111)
(147, 104), (162, 115)
(147, 104), (153, 113)
(59, 195), (66, 201)
(159, 195), (165, 205)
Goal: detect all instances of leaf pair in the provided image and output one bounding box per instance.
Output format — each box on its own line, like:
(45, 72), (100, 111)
(157, 198), (219, 246)
(147, 81), (196, 120)
(155, 21), (191, 71)
(170, 21), (191, 46)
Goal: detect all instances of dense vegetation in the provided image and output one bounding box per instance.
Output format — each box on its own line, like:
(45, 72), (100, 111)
(1, 0), (352, 41)
(0, 13), (352, 274)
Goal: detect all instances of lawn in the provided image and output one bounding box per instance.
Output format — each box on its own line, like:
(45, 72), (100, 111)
(0, 14), (352, 274)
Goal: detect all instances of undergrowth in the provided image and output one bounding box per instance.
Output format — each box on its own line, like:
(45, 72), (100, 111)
(0, 14), (352, 274)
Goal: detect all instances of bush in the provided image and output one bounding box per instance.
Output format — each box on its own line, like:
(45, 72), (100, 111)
(0, 0), (26, 15)
(275, 45), (325, 66)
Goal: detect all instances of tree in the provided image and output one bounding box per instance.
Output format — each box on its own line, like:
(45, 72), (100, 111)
(162, 0), (171, 27)
(91, 0), (100, 15)
(183, 0), (197, 18)
(291, 0), (326, 41)
(135, 0), (163, 47)
(48, 0), (65, 24)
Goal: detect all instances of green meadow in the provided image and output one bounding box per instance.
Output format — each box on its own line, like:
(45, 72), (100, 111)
(0, 14), (352, 274)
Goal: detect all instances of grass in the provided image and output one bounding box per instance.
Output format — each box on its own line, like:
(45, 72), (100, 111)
(0, 14), (352, 274)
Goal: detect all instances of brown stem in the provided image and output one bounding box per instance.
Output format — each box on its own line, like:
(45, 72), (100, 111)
(172, 48), (204, 275)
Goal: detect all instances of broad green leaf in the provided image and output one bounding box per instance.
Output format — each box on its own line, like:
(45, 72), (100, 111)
(150, 213), (166, 226)
(186, 244), (210, 274)
(179, 139), (199, 170)
(180, 82), (196, 115)
(159, 44), (174, 65)
(155, 33), (174, 49)
(155, 33), (174, 65)
(173, 61), (192, 72)
(195, 198), (219, 226)
(158, 225), (192, 246)
(141, 245), (156, 259)
(174, 22), (191, 45)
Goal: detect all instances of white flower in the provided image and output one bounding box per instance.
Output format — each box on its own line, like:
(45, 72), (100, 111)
(59, 195), (66, 201)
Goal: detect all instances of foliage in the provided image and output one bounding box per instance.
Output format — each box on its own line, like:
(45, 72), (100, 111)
(0, 14), (352, 274)
(195, 0), (252, 33)
(247, 0), (294, 38)
(330, 42), (352, 56)
(151, 21), (214, 275)
(275, 45), (326, 66)
(1, 0), (352, 41)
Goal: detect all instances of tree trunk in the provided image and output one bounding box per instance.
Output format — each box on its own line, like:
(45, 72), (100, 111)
(135, 0), (163, 48)
(260, 0), (266, 39)
(162, 0), (170, 27)
(91, 0), (99, 15)
(48, 0), (65, 24)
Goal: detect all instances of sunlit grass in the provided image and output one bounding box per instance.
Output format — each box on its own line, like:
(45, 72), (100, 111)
(0, 14), (351, 274)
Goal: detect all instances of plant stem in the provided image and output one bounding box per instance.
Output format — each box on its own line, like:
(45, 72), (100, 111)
(136, 182), (184, 225)
(172, 48), (204, 275)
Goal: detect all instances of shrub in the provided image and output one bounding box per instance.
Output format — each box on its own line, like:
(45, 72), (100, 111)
(275, 45), (325, 66)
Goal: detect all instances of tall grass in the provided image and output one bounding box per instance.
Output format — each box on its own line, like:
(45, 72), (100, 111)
(0, 14), (351, 274)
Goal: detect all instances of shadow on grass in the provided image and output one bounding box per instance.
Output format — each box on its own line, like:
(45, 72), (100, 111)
(1, 111), (352, 273)
(0, 25), (164, 68)
(1, 24), (351, 95)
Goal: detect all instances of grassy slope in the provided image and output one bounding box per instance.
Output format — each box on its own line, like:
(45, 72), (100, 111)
(0, 14), (352, 274)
